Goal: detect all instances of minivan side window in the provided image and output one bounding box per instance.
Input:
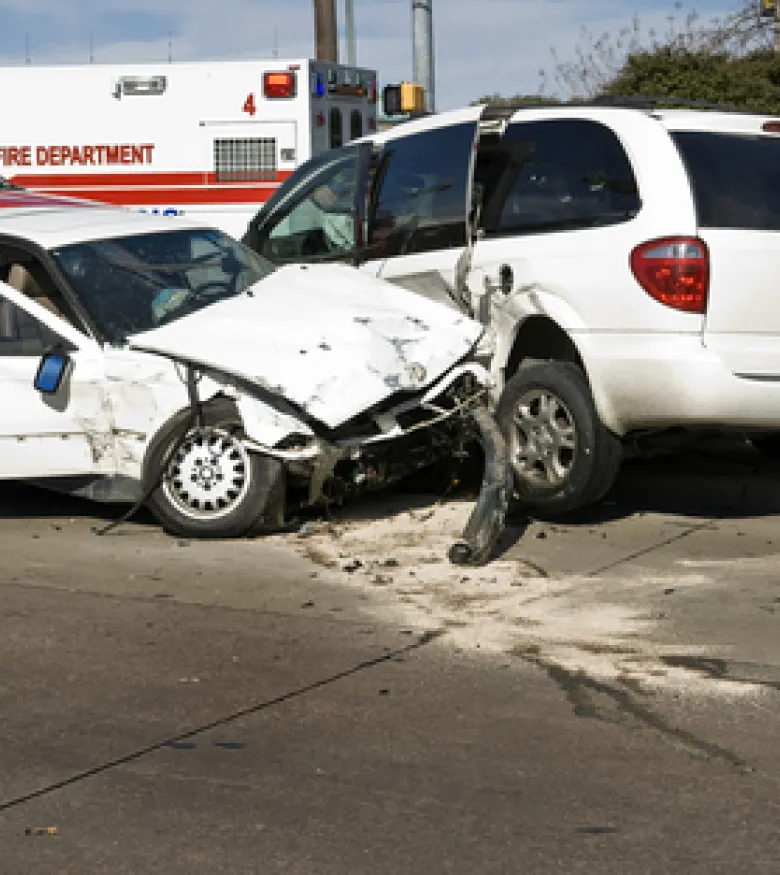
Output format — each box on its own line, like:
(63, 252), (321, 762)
(251, 145), (360, 263)
(482, 119), (640, 235)
(672, 131), (780, 231)
(367, 121), (476, 259)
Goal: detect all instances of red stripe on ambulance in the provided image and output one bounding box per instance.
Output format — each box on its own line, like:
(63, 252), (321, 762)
(10, 170), (294, 188)
(30, 186), (281, 206)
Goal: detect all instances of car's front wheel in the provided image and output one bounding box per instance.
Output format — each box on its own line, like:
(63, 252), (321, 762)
(144, 408), (285, 539)
(495, 361), (622, 518)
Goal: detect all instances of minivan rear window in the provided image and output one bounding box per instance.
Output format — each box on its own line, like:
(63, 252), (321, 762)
(672, 131), (780, 231)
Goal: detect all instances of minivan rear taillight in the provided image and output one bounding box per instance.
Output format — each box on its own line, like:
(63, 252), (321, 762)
(630, 237), (709, 314)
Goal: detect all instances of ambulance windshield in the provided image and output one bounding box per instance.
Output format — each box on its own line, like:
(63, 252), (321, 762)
(51, 228), (275, 343)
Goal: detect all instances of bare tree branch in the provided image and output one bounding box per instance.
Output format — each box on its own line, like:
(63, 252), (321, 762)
(541, 1), (775, 99)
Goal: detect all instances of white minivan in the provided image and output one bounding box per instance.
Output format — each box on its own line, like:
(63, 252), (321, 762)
(245, 99), (780, 516)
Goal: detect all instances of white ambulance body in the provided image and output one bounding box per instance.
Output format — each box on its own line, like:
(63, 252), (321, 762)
(0, 58), (378, 238)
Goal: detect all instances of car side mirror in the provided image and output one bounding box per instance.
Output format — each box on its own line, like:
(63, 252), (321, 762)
(34, 347), (71, 394)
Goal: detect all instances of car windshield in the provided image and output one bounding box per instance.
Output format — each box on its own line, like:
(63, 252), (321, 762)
(51, 228), (275, 343)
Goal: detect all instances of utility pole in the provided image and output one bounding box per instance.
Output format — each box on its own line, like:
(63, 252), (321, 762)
(345, 0), (356, 66)
(412, 0), (435, 112)
(313, 0), (338, 63)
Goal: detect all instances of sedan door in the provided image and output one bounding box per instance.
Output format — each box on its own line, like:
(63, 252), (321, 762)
(0, 283), (112, 479)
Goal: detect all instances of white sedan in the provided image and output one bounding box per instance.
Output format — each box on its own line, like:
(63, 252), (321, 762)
(0, 189), (508, 564)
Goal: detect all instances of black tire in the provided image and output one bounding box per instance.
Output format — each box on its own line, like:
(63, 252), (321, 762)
(143, 401), (286, 539)
(495, 361), (622, 518)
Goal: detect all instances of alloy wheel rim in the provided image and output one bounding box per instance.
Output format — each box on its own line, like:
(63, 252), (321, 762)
(162, 427), (251, 520)
(508, 389), (577, 489)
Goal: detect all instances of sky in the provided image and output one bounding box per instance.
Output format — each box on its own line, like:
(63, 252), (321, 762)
(0, 0), (748, 109)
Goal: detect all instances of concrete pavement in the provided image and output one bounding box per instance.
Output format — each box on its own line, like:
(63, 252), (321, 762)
(2, 444), (780, 873)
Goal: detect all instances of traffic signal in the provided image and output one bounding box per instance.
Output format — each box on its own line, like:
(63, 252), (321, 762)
(382, 84), (402, 115)
(382, 82), (426, 116)
(761, 0), (777, 19)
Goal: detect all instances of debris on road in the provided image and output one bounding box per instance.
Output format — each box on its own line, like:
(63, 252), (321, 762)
(270, 496), (769, 701)
(342, 559), (363, 573)
(25, 827), (57, 837)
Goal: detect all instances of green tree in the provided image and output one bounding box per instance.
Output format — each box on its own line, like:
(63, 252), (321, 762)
(543, 0), (775, 98)
(602, 47), (780, 114)
(474, 2), (780, 114)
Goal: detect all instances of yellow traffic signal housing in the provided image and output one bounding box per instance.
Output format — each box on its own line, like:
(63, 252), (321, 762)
(761, 0), (777, 18)
(382, 81), (426, 115)
(400, 82), (425, 113)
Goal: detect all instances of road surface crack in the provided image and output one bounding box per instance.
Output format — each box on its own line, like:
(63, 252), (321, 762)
(587, 519), (718, 577)
(0, 630), (444, 815)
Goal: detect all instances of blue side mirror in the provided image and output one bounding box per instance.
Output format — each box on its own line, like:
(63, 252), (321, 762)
(34, 348), (70, 394)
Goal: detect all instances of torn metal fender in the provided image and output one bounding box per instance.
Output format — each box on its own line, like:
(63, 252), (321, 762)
(448, 405), (513, 567)
(232, 390), (318, 458)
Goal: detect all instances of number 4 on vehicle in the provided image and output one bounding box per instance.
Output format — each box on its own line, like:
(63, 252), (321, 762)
(242, 93), (257, 116)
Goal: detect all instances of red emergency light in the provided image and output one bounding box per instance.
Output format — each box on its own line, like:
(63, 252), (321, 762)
(264, 71), (297, 99)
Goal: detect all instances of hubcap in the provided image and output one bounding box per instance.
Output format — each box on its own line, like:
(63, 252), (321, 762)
(508, 389), (577, 489)
(162, 427), (251, 521)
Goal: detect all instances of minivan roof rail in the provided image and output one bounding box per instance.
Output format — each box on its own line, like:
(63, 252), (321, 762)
(591, 94), (768, 114)
(475, 94), (777, 119)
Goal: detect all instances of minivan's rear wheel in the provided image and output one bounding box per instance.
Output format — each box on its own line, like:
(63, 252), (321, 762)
(145, 408), (285, 539)
(496, 361), (622, 518)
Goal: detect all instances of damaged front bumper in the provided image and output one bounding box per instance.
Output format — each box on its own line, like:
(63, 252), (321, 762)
(239, 361), (512, 567)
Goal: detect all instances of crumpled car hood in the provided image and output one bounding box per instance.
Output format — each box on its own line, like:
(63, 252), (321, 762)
(128, 263), (482, 430)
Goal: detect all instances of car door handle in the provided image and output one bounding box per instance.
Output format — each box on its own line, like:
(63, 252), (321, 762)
(483, 264), (514, 296)
(498, 264), (514, 295)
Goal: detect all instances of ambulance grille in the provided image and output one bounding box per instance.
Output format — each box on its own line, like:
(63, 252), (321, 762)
(213, 138), (276, 182)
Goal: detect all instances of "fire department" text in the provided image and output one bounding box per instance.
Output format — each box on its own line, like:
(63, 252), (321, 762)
(0, 144), (155, 168)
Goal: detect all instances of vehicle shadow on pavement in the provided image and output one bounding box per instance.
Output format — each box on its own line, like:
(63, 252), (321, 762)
(559, 438), (780, 526)
(3, 438), (777, 544)
(0, 483), (157, 525)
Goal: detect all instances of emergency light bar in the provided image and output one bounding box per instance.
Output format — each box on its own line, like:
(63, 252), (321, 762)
(264, 71), (297, 99)
(113, 75), (167, 99)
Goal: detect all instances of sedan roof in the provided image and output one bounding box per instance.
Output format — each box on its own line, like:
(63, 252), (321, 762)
(0, 188), (203, 249)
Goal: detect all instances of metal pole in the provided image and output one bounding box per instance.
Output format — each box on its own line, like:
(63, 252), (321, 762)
(345, 0), (356, 66)
(411, 0), (435, 112)
(313, 0), (338, 63)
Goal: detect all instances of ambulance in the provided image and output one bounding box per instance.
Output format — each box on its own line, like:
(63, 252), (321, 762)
(0, 58), (379, 238)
